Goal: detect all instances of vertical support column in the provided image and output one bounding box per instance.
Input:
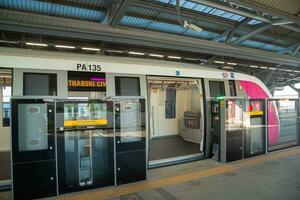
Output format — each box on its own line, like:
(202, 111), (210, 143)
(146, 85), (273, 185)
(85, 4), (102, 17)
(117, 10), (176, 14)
(219, 99), (226, 163)
(113, 100), (117, 186)
(264, 98), (268, 154)
(204, 99), (212, 158)
(298, 98), (300, 146)
(241, 99), (245, 160)
(54, 99), (59, 195)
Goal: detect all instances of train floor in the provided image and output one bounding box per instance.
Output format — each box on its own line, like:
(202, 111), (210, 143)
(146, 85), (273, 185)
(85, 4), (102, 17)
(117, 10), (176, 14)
(0, 151), (10, 181)
(148, 135), (201, 161)
(1, 147), (300, 200)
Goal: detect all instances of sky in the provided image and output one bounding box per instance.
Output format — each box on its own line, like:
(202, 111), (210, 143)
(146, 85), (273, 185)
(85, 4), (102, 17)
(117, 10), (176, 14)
(273, 83), (300, 98)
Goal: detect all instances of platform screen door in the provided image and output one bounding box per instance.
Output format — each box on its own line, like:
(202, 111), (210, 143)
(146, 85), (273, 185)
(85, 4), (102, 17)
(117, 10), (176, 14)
(114, 98), (146, 185)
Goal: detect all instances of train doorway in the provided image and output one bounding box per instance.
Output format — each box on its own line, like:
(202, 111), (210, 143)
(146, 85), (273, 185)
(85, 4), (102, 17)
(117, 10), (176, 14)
(0, 68), (12, 189)
(147, 77), (205, 167)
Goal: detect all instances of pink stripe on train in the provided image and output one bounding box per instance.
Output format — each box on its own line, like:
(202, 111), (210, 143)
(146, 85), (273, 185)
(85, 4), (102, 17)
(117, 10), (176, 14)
(239, 80), (279, 146)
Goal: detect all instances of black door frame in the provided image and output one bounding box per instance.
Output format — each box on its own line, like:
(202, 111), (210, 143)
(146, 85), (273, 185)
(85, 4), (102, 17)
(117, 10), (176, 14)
(56, 99), (115, 194)
(113, 97), (146, 185)
(11, 98), (57, 200)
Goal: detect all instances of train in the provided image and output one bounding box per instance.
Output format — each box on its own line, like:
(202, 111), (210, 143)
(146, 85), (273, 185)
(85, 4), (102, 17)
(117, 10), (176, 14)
(0, 46), (281, 199)
(0, 46), (279, 151)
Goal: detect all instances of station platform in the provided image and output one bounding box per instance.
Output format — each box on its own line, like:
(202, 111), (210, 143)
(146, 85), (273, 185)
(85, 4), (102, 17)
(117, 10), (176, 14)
(2, 147), (300, 200)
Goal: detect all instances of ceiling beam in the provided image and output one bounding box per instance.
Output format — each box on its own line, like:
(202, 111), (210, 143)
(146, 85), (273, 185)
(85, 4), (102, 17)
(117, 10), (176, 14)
(0, 9), (300, 67)
(134, 0), (234, 27)
(214, 17), (251, 42)
(190, 0), (300, 33)
(108, 0), (134, 26)
(125, 12), (224, 37)
(37, 0), (106, 12)
(278, 43), (300, 57)
(125, 11), (296, 51)
(287, 84), (300, 93)
(190, 0), (270, 23)
(280, 24), (300, 33)
(225, 30), (234, 43)
(279, 43), (300, 54)
(133, 0), (298, 44)
(261, 71), (274, 85)
(230, 0), (300, 25)
(293, 44), (300, 56)
(231, 23), (273, 45)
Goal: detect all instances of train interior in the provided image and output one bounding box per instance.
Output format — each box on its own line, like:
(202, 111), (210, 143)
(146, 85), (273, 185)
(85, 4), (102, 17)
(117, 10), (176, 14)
(148, 77), (204, 165)
(0, 69), (12, 185)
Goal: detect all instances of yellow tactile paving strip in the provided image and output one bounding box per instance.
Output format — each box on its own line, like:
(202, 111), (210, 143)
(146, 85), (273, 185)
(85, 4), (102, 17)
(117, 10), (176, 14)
(56, 147), (300, 200)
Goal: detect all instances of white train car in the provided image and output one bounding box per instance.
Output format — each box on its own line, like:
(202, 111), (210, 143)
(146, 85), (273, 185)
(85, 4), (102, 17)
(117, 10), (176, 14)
(0, 47), (278, 199)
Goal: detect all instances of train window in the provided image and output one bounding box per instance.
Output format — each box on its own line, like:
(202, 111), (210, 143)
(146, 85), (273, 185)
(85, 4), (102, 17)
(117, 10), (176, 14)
(229, 80), (237, 96)
(165, 87), (176, 118)
(2, 86), (11, 127)
(23, 73), (57, 96)
(209, 81), (225, 98)
(115, 77), (140, 96)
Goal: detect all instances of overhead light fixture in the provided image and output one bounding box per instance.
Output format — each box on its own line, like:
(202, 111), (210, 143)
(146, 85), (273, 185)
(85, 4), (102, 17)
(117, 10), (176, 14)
(227, 62), (237, 65)
(149, 54), (164, 58)
(106, 49), (124, 53)
(278, 68), (286, 71)
(259, 66), (268, 69)
(294, 70), (300, 73)
(222, 66), (234, 70)
(168, 56), (181, 59)
(183, 20), (203, 32)
(128, 51), (145, 55)
(272, 21), (294, 26)
(285, 69), (293, 72)
(0, 40), (18, 44)
(81, 47), (100, 51)
(26, 42), (47, 47)
(250, 65), (259, 68)
(269, 67), (277, 70)
(55, 45), (75, 49)
(214, 61), (225, 64)
(184, 57), (198, 61)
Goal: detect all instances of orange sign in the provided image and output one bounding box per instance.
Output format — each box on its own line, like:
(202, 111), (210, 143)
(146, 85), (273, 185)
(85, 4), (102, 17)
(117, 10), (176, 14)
(64, 119), (108, 127)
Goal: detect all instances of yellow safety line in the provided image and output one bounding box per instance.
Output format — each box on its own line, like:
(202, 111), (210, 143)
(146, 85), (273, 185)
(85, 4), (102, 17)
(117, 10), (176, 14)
(56, 147), (300, 200)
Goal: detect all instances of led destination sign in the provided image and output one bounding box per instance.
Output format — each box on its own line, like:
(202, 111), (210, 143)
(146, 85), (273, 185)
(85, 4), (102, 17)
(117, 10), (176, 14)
(68, 71), (106, 92)
(68, 79), (106, 87)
